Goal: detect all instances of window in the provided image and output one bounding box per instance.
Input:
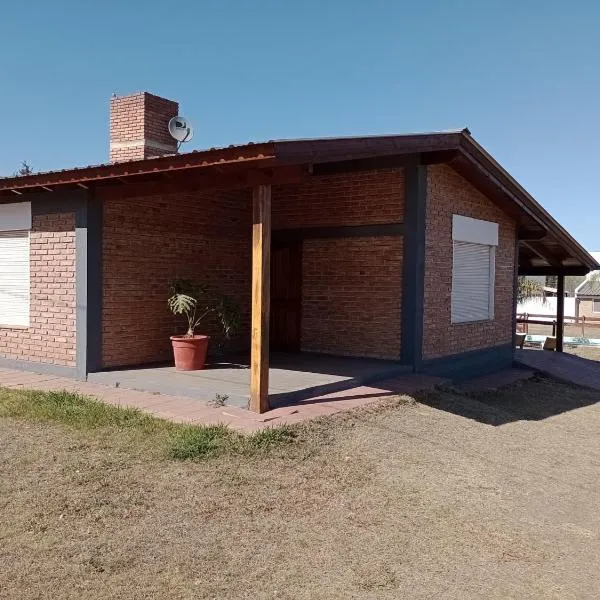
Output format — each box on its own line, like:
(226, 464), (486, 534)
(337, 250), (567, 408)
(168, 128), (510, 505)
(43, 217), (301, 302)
(0, 202), (31, 327)
(593, 299), (600, 314)
(451, 215), (498, 324)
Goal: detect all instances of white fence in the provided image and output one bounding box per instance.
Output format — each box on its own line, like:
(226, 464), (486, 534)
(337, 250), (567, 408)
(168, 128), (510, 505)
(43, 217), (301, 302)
(516, 297), (576, 322)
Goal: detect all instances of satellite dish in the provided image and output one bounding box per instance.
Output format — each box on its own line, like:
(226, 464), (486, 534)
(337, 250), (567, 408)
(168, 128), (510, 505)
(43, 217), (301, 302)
(168, 116), (194, 143)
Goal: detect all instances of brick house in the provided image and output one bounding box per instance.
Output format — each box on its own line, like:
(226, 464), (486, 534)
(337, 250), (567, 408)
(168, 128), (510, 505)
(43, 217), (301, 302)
(575, 273), (600, 318)
(0, 92), (597, 412)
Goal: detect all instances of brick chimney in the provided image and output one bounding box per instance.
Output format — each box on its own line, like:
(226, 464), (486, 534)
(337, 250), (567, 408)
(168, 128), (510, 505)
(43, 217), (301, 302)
(109, 92), (179, 162)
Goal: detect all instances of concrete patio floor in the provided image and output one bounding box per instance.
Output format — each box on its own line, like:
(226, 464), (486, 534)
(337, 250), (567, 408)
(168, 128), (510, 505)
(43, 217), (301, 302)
(87, 352), (412, 408)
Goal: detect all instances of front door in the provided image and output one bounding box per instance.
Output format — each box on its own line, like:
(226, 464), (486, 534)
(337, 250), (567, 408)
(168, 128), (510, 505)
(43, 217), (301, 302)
(270, 240), (302, 351)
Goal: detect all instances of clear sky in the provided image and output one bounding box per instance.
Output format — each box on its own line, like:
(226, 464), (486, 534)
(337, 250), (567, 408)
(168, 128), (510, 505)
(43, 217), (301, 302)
(1, 1), (598, 249)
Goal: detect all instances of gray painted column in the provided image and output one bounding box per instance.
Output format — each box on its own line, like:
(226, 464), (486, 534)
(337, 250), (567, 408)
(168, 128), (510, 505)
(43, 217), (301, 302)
(401, 162), (428, 370)
(85, 192), (103, 374)
(75, 201), (88, 378)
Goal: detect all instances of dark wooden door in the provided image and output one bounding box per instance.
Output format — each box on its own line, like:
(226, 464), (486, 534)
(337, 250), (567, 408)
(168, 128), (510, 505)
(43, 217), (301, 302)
(270, 241), (302, 351)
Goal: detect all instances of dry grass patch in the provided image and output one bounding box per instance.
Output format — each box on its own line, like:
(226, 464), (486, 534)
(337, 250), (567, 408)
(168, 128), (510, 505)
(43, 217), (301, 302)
(2, 380), (600, 599)
(565, 345), (600, 361)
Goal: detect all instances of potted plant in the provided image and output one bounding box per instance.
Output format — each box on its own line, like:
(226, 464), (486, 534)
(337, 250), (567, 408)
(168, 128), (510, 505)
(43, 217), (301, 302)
(168, 279), (239, 371)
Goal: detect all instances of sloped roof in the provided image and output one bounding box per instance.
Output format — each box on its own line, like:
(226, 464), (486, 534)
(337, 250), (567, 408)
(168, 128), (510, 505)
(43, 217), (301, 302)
(0, 129), (597, 275)
(576, 278), (600, 296)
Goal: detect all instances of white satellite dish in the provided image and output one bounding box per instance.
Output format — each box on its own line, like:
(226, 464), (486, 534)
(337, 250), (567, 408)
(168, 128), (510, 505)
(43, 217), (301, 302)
(168, 116), (194, 143)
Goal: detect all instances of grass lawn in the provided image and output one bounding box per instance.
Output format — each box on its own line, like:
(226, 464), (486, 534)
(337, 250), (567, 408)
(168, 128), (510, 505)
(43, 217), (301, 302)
(2, 377), (600, 599)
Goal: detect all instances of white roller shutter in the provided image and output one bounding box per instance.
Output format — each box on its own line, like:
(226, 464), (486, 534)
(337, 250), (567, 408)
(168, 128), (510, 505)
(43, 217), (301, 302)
(451, 241), (495, 323)
(0, 231), (30, 327)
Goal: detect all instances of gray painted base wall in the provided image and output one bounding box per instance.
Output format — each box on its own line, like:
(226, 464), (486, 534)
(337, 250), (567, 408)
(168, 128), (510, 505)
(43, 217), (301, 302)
(420, 344), (515, 381)
(0, 356), (80, 379)
(0, 344), (515, 387)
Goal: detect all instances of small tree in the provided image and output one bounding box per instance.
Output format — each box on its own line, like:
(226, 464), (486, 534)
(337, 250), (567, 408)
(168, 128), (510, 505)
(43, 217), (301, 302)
(14, 161), (33, 176)
(565, 275), (586, 294)
(168, 279), (239, 338)
(517, 276), (545, 304)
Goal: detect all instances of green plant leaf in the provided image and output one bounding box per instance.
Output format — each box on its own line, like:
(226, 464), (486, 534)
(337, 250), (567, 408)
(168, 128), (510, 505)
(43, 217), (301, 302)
(168, 293), (197, 315)
(168, 279), (241, 339)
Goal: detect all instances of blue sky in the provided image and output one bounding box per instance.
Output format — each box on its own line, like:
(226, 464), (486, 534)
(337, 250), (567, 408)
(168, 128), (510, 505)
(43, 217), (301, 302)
(1, 1), (598, 248)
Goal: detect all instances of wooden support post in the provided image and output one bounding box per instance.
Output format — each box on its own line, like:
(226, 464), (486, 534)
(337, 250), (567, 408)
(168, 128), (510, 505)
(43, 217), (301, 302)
(250, 184), (271, 413)
(556, 274), (565, 352)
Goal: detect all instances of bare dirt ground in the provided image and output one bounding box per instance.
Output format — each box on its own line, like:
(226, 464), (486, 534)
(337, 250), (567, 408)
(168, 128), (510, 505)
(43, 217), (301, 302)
(565, 345), (600, 361)
(522, 322), (600, 339)
(2, 376), (600, 599)
(522, 323), (600, 361)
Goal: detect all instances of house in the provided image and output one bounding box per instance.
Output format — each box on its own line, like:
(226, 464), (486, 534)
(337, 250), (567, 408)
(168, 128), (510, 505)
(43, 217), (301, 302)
(575, 279), (600, 317)
(575, 253), (600, 317)
(0, 92), (597, 412)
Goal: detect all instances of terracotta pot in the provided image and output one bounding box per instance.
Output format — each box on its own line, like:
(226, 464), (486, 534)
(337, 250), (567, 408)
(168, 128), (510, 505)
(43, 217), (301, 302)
(170, 335), (209, 371)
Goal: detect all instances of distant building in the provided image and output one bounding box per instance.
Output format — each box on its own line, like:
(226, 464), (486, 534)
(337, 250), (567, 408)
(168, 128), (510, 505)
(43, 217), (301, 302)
(575, 253), (600, 317)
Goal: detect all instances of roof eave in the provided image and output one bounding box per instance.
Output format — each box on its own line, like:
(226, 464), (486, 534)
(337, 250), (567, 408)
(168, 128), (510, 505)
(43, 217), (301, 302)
(1, 130), (596, 275)
(457, 134), (599, 273)
(0, 142), (277, 194)
(273, 131), (465, 165)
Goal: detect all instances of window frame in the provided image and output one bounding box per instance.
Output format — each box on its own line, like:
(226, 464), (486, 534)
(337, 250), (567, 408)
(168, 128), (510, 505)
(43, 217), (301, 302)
(450, 215), (499, 325)
(0, 202), (32, 329)
(592, 299), (600, 314)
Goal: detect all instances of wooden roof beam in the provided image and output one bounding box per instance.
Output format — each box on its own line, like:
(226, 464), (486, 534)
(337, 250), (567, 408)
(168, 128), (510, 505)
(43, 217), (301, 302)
(95, 164), (311, 201)
(519, 265), (590, 276)
(517, 226), (547, 241)
(522, 241), (566, 269)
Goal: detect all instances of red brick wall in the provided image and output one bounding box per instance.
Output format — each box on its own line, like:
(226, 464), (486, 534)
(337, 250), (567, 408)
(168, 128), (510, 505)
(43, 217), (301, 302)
(274, 169), (404, 358)
(109, 92), (178, 162)
(422, 165), (517, 360)
(101, 188), (251, 368)
(301, 237), (402, 358)
(0, 212), (76, 366)
(577, 298), (600, 318)
(102, 169), (405, 366)
(143, 93), (180, 154)
(273, 169), (404, 228)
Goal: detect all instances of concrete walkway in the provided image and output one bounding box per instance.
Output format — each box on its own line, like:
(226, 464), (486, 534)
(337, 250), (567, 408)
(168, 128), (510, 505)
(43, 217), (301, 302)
(515, 348), (600, 390)
(0, 368), (445, 433)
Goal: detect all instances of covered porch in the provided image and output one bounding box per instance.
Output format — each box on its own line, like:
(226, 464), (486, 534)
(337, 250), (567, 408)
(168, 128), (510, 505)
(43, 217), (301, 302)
(88, 352), (412, 409)
(94, 170), (406, 412)
(95, 150), (407, 414)
(518, 227), (594, 353)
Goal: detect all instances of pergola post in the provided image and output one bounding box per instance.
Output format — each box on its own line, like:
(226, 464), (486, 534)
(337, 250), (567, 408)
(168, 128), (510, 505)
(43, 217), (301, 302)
(556, 274), (565, 352)
(250, 184), (271, 413)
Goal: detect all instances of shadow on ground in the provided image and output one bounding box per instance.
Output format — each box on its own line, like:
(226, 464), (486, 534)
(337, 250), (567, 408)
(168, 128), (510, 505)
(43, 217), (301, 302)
(415, 373), (600, 426)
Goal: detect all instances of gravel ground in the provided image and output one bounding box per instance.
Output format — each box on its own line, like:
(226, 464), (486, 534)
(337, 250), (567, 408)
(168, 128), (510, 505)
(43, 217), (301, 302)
(565, 345), (600, 361)
(2, 376), (600, 599)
